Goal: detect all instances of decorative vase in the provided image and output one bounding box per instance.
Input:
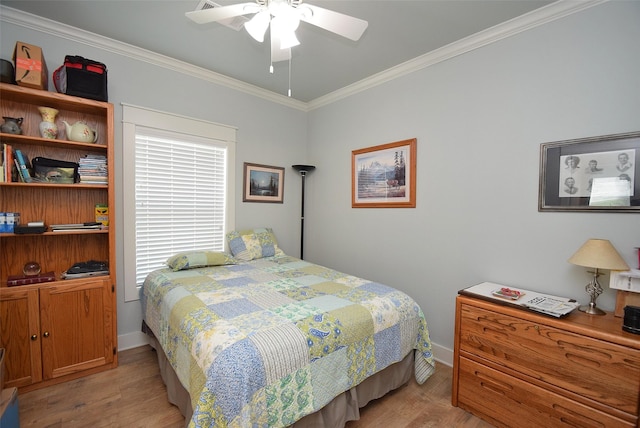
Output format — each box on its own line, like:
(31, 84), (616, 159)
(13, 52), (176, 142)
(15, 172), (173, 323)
(38, 106), (59, 139)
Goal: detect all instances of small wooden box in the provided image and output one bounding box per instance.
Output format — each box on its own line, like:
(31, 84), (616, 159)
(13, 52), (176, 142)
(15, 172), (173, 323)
(615, 290), (640, 317)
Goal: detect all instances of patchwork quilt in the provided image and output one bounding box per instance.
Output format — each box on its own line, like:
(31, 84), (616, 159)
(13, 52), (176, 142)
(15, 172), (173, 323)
(141, 254), (435, 427)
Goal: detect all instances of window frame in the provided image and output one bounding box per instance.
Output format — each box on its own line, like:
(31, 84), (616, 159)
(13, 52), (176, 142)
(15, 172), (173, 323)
(122, 104), (236, 302)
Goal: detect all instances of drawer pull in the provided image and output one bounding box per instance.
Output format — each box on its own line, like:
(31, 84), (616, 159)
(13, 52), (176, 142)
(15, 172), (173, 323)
(31, 334), (37, 341)
(565, 352), (602, 369)
(475, 370), (514, 395)
(552, 404), (606, 428)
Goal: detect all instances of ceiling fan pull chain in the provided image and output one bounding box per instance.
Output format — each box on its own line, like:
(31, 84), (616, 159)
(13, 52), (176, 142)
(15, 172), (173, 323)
(288, 57), (292, 97)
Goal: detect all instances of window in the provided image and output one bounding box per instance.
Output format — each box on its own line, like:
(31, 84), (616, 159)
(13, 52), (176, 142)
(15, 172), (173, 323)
(122, 105), (236, 301)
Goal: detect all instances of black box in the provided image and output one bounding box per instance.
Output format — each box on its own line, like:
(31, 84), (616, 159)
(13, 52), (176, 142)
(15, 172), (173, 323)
(53, 55), (108, 102)
(623, 305), (640, 334)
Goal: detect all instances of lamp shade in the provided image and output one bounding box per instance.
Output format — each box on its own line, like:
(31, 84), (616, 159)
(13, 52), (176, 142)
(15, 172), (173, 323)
(245, 10), (271, 42)
(292, 164), (315, 173)
(568, 239), (630, 270)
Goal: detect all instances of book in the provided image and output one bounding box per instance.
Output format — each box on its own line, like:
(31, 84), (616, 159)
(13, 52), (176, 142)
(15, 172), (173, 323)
(50, 222), (103, 231)
(3, 144), (13, 182)
(14, 158), (24, 181)
(14, 149), (32, 182)
(7, 271), (56, 286)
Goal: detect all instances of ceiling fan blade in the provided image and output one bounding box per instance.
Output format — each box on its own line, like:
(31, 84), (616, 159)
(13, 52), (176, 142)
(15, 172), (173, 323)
(186, 2), (259, 24)
(298, 4), (368, 41)
(271, 26), (291, 63)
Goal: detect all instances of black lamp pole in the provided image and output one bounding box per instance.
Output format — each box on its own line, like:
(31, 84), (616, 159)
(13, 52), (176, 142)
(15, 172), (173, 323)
(292, 165), (315, 259)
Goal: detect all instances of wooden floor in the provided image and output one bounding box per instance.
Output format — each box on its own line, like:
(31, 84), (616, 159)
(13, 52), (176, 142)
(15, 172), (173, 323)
(18, 345), (493, 427)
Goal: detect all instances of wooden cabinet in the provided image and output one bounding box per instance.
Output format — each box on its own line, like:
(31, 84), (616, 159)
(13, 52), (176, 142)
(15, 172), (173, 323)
(0, 83), (117, 391)
(452, 294), (640, 427)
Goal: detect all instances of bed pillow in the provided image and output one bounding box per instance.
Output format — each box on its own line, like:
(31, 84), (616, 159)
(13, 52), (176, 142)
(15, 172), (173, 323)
(166, 250), (237, 271)
(226, 227), (284, 261)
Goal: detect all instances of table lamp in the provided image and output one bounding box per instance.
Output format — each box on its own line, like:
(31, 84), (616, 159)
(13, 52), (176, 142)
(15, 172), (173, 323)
(568, 239), (629, 315)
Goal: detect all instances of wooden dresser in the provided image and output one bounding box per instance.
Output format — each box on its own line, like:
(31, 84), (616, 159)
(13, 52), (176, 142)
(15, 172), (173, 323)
(452, 294), (640, 427)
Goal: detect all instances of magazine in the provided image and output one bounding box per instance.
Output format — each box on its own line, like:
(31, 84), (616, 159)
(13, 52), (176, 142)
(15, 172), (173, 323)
(461, 282), (580, 317)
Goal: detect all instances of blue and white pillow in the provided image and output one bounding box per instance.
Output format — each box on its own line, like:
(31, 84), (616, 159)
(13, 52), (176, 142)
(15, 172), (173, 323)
(226, 228), (284, 261)
(166, 250), (237, 271)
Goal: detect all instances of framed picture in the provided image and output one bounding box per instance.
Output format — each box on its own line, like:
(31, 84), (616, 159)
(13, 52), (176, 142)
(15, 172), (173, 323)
(352, 138), (417, 208)
(539, 131), (640, 212)
(243, 162), (285, 203)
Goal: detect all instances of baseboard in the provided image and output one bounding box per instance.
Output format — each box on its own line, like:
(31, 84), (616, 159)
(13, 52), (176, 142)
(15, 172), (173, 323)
(431, 342), (453, 367)
(118, 332), (453, 367)
(117, 331), (150, 351)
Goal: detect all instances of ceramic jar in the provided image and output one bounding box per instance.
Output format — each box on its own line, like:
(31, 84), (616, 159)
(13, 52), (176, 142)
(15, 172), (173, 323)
(62, 120), (98, 143)
(38, 106), (59, 139)
(1, 116), (23, 134)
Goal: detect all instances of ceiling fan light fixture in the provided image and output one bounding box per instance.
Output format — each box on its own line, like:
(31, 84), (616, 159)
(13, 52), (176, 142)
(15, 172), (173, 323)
(279, 29), (300, 49)
(245, 9), (270, 42)
(272, 13), (300, 49)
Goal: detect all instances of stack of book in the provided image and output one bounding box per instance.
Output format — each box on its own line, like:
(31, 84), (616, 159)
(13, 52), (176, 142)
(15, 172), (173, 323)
(78, 154), (107, 184)
(2, 143), (32, 183)
(50, 222), (104, 232)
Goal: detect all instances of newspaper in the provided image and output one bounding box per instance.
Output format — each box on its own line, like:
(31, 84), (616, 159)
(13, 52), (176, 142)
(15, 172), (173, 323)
(461, 282), (580, 317)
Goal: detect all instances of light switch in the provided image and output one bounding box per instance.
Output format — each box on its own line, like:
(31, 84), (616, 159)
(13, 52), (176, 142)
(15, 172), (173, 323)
(610, 269), (640, 293)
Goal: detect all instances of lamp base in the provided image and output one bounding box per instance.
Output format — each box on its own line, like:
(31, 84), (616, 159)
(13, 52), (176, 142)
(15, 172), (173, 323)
(579, 303), (606, 315)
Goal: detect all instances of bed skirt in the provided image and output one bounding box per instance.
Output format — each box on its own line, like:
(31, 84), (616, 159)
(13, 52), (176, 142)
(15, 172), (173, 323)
(147, 335), (415, 427)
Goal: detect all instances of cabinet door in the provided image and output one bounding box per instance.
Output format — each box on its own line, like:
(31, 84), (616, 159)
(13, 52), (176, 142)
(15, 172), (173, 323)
(0, 287), (42, 387)
(39, 280), (114, 380)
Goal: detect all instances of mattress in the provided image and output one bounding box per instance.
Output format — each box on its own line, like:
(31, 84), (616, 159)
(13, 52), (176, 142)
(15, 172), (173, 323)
(141, 253), (435, 427)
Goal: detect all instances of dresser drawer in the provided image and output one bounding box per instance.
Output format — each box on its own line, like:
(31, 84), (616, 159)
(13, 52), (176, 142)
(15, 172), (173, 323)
(458, 303), (640, 416)
(458, 357), (636, 428)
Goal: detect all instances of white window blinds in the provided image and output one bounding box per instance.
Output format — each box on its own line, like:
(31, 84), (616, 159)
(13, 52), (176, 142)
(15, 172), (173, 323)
(134, 129), (227, 285)
(122, 104), (236, 302)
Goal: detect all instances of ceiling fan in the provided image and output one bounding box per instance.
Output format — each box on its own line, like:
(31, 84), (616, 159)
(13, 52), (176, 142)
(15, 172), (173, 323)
(186, 0), (368, 68)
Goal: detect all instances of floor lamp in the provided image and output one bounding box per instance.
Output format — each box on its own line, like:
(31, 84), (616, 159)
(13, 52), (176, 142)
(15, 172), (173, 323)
(292, 164), (315, 259)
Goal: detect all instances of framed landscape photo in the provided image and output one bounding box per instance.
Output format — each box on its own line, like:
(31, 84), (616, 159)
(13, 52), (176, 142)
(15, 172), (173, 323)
(243, 162), (285, 203)
(539, 131), (640, 212)
(352, 138), (417, 208)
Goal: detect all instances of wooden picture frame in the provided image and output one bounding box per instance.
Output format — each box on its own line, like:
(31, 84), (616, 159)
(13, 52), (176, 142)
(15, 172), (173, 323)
(243, 162), (285, 203)
(539, 131), (640, 212)
(352, 138), (417, 208)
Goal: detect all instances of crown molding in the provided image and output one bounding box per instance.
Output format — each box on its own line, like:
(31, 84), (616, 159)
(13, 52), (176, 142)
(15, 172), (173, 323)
(308, 0), (607, 110)
(0, 5), (308, 111)
(1, 1), (605, 112)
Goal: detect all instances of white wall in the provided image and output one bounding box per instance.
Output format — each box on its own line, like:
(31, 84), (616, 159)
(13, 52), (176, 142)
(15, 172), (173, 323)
(306, 1), (640, 351)
(2, 2), (639, 358)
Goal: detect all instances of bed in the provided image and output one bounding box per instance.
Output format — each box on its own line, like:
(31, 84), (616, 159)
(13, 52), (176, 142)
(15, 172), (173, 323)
(141, 228), (436, 427)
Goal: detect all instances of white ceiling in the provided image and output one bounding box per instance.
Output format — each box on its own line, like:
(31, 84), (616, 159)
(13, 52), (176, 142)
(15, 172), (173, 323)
(2, 0), (556, 103)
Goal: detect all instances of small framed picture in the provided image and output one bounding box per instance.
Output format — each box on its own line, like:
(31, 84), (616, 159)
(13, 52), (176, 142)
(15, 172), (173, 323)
(243, 162), (285, 203)
(352, 138), (417, 208)
(539, 131), (640, 212)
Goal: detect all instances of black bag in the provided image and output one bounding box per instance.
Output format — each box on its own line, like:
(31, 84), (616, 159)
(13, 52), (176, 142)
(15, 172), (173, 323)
(53, 55), (108, 102)
(32, 157), (79, 183)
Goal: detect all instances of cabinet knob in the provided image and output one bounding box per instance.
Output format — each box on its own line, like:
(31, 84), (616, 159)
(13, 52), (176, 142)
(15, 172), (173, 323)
(43, 331), (50, 338)
(31, 334), (37, 341)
